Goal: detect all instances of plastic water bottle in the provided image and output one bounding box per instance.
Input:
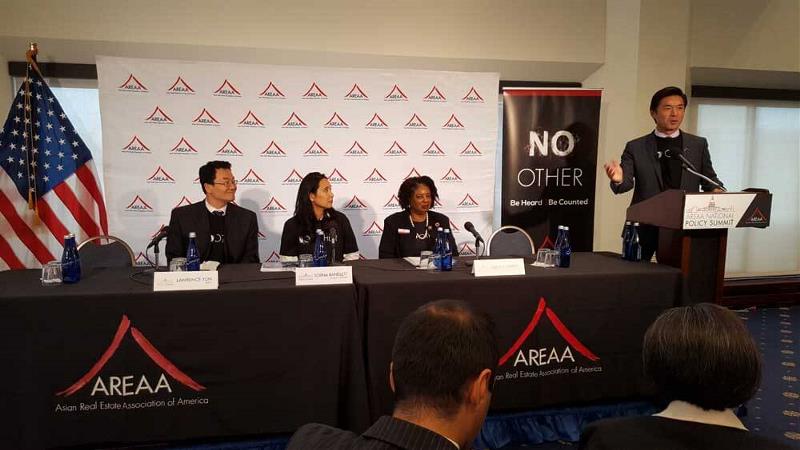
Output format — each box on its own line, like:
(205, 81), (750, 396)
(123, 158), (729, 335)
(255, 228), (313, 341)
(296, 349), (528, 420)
(313, 229), (328, 267)
(432, 227), (444, 270)
(185, 232), (200, 271)
(558, 226), (572, 268)
(621, 221), (632, 260)
(61, 233), (81, 283)
(441, 229), (453, 271)
(628, 223), (642, 262)
(553, 225), (565, 266)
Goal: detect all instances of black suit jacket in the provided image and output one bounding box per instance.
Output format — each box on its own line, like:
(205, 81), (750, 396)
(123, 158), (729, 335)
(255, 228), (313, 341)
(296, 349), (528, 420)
(610, 131), (724, 205)
(378, 210), (459, 259)
(165, 201), (259, 264)
(287, 416), (458, 450)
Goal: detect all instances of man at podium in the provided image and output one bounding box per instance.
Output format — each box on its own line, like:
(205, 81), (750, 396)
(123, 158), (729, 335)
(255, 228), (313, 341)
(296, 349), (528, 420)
(604, 86), (724, 260)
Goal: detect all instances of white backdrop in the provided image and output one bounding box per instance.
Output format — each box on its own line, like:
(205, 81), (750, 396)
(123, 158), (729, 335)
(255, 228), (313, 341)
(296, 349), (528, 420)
(97, 56), (498, 264)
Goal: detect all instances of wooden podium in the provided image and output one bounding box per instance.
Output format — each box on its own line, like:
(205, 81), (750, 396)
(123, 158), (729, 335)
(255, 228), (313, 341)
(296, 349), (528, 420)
(626, 189), (772, 304)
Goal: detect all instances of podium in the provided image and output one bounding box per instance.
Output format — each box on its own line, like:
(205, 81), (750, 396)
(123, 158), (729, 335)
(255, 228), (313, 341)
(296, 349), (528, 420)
(626, 189), (772, 304)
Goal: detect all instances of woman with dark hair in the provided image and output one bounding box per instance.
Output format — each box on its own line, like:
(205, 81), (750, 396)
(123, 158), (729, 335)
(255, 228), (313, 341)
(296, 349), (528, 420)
(279, 172), (358, 263)
(378, 175), (458, 259)
(580, 303), (790, 450)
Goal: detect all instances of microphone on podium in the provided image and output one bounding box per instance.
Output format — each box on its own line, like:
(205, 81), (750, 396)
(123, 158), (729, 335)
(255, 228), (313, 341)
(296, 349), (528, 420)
(464, 221), (484, 243)
(147, 225), (169, 249)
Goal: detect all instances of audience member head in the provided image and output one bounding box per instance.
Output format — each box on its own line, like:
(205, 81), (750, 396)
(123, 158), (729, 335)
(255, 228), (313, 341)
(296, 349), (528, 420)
(198, 160), (236, 206)
(643, 303), (761, 411)
(390, 299), (498, 445)
(398, 176), (439, 216)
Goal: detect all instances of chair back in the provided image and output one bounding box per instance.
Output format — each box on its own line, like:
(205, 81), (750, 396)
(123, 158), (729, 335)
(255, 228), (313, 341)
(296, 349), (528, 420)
(486, 226), (535, 257)
(77, 235), (136, 269)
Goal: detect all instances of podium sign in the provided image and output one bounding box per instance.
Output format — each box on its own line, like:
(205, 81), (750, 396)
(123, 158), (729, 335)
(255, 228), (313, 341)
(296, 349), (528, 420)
(682, 193), (757, 229)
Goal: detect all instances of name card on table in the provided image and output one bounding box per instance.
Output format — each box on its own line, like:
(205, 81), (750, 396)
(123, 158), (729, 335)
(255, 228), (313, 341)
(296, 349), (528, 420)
(295, 266), (353, 286)
(153, 271), (219, 292)
(472, 258), (526, 277)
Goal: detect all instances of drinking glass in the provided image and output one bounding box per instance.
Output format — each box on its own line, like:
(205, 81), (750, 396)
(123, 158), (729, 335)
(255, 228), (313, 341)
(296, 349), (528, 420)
(41, 261), (62, 286)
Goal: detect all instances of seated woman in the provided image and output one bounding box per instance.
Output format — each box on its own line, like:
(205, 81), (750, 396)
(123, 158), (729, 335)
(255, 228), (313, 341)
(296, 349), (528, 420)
(579, 303), (791, 450)
(378, 175), (458, 259)
(280, 172), (359, 263)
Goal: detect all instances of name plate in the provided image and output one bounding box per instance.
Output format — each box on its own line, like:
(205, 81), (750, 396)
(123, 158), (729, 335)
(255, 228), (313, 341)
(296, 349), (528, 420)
(295, 266), (353, 286)
(153, 271), (219, 292)
(472, 258), (526, 277)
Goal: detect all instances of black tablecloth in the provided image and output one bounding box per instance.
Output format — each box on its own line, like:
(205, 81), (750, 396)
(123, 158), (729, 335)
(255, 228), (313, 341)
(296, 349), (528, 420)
(0, 265), (368, 449)
(351, 253), (684, 420)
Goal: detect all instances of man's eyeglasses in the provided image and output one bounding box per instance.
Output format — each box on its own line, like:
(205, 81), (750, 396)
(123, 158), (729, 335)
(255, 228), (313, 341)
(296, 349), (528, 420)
(212, 180), (238, 187)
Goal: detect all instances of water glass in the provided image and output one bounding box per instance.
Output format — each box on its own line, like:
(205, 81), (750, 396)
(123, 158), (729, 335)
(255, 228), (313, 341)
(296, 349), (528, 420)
(41, 261), (62, 286)
(298, 254), (313, 268)
(169, 257), (187, 272)
(419, 251), (433, 269)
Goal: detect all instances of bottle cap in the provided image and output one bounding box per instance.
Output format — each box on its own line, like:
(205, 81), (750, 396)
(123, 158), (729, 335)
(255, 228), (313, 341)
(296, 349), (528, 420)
(63, 233), (75, 239)
(188, 231), (197, 238)
(625, 221), (631, 224)
(444, 229), (451, 234)
(563, 226), (569, 230)
(633, 222), (640, 226)
(437, 227), (443, 231)
(558, 225), (564, 229)
(316, 229), (324, 235)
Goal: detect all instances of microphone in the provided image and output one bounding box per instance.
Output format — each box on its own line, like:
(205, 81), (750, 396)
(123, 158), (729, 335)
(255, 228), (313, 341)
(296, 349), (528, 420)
(147, 225), (169, 249)
(678, 148), (727, 192)
(677, 153), (699, 173)
(464, 222), (484, 243)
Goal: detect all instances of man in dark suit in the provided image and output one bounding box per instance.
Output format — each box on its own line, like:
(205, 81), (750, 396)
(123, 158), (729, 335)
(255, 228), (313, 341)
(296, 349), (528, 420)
(165, 160), (259, 264)
(287, 300), (499, 450)
(604, 86), (724, 260)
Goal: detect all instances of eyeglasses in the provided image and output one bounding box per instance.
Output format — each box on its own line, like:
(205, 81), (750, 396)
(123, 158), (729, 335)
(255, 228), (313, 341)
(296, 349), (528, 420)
(213, 180), (238, 187)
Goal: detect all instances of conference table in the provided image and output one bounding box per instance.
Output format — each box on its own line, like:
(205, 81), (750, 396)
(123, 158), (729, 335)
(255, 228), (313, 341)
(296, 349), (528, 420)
(0, 252), (683, 449)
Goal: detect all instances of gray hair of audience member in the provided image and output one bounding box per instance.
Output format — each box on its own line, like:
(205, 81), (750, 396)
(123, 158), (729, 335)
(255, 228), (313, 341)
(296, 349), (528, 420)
(391, 299), (499, 417)
(643, 303), (762, 410)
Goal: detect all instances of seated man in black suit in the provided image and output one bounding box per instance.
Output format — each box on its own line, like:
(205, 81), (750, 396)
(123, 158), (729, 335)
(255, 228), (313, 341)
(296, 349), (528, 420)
(287, 299), (499, 450)
(165, 160), (259, 264)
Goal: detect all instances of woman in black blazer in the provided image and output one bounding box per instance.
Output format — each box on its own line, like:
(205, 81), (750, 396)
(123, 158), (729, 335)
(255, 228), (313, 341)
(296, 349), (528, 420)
(378, 176), (458, 259)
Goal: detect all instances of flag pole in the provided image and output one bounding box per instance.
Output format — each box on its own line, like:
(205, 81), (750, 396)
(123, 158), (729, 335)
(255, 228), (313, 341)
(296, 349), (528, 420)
(23, 43), (40, 222)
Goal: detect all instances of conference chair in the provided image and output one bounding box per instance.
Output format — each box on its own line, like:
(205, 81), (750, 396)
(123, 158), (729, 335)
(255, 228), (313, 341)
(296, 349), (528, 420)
(77, 235), (136, 269)
(486, 226), (535, 257)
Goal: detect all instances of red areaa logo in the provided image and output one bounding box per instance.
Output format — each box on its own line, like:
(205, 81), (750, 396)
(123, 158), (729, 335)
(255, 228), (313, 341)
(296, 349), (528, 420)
(404, 113), (428, 129)
(118, 74), (148, 92)
(213, 79), (242, 97)
(343, 196), (368, 210)
(146, 166), (176, 184)
(167, 76), (195, 95)
(441, 168), (463, 183)
(384, 84), (408, 101)
(747, 207), (767, 224)
(124, 195), (153, 213)
(259, 82), (286, 99)
(344, 83), (369, 100)
(423, 86), (446, 102)
(217, 139), (244, 156)
(193, 108), (221, 126)
(383, 194), (401, 210)
(238, 111), (265, 128)
(144, 106), (173, 124)
(122, 136), (150, 153)
(345, 141), (368, 156)
(282, 169), (304, 185)
(423, 141), (446, 157)
(442, 114), (465, 129)
(324, 112), (349, 128)
(303, 82), (328, 99)
(170, 137), (198, 155)
(365, 113), (389, 129)
(134, 252), (155, 267)
(460, 141), (482, 156)
(261, 197), (288, 214)
(239, 169), (266, 185)
(457, 194), (480, 208)
(304, 140), (328, 157)
(174, 196), (193, 208)
(498, 298), (600, 372)
(261, 140), (287, 157)
(461, 87), (485, 103)
(257, 232), (268, 241)
(56, 315), (204, 397)
(265, 251), (281, 262)
(328, 169), (348, 184)
(539, 235), (556, 250)
(363, 221), (384, 236)
(384, 141), (408, 157)
(404, 168), (422, 179)
(364, 168), (388, 183)
(458, 242), (477, 256)
(282, 112), (308, 128)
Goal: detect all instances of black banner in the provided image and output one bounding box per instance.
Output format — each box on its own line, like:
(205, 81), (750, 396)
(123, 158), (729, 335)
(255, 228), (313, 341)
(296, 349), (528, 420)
(502, 89), (601, 251)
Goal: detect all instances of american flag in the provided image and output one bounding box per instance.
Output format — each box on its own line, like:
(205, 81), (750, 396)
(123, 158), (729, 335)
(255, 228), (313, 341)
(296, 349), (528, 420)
(0, 68), (108, 270)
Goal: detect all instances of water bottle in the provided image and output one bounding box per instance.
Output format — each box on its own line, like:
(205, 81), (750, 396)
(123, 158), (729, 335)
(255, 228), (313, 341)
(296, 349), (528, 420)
(553, 225), (564, 266)
(621, 221), (632, 260)
(628, 223), (642, 262)
(185, 232), (201, 271)
(61, 233), (81, 283)
(558, 226), (572, 268)
(432, 227), (444, 270)
(441, 229), (453, 271)
(313, 229), (328, 267)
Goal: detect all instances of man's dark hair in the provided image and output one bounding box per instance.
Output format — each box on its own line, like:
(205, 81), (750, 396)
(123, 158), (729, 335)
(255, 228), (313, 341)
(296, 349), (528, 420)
(392, 300), (499, 417)
(643, 303), (761, 410)
(649, 86), (688, 112)
(397, 176), (439, 211)
(199, 160), (232, 195)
